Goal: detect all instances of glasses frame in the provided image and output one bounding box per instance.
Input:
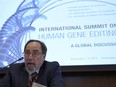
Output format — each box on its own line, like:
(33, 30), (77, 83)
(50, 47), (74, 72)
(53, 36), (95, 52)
(24, 50), (43, 57)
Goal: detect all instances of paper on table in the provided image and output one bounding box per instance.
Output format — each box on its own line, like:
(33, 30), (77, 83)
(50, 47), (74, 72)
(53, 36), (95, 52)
(32, 82), (47, 87)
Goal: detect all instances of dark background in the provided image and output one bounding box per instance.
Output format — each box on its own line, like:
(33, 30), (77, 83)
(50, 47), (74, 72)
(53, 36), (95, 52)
(0, 65), (116, 87)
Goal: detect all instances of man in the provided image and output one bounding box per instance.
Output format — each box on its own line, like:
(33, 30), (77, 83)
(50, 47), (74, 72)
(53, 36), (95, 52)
(1, 39), (64, 87)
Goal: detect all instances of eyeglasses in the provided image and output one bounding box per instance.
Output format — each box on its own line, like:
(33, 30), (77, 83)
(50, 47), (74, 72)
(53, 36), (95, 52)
(24, 50), (42, 57)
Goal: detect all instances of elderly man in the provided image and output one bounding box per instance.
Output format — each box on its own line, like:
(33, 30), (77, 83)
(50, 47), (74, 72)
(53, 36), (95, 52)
(0, 39), (64, 87)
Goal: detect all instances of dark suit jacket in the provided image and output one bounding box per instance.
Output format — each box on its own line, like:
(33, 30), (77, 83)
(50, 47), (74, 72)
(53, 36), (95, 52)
(0, 61), (64, 87)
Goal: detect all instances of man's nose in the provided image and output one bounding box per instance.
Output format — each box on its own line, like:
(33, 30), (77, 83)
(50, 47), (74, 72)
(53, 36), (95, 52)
(28, 53), (33, 59)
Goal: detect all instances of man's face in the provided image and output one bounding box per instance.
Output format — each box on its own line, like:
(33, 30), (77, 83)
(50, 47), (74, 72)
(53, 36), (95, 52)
(24, 42), (45, 74)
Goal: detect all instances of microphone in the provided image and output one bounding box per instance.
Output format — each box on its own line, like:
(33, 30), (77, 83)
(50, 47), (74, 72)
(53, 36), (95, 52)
(15, 57), (24, 61)
(0, 57), (24, 71)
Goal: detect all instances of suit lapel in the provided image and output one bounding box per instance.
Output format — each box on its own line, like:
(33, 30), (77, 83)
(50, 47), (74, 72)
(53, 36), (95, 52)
(36, 62), (46, 85)
(19, 68), (29, 87)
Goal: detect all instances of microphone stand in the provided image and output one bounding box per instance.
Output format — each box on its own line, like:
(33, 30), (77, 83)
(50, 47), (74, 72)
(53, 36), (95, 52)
(0, 57), (24, 71)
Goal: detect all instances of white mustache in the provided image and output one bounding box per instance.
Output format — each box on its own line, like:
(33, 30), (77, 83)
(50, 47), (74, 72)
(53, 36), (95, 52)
(26, 60), (35, 64)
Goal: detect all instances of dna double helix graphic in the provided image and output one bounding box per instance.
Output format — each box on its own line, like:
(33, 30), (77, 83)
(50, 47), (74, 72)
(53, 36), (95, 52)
(0, 0), (76, 67)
